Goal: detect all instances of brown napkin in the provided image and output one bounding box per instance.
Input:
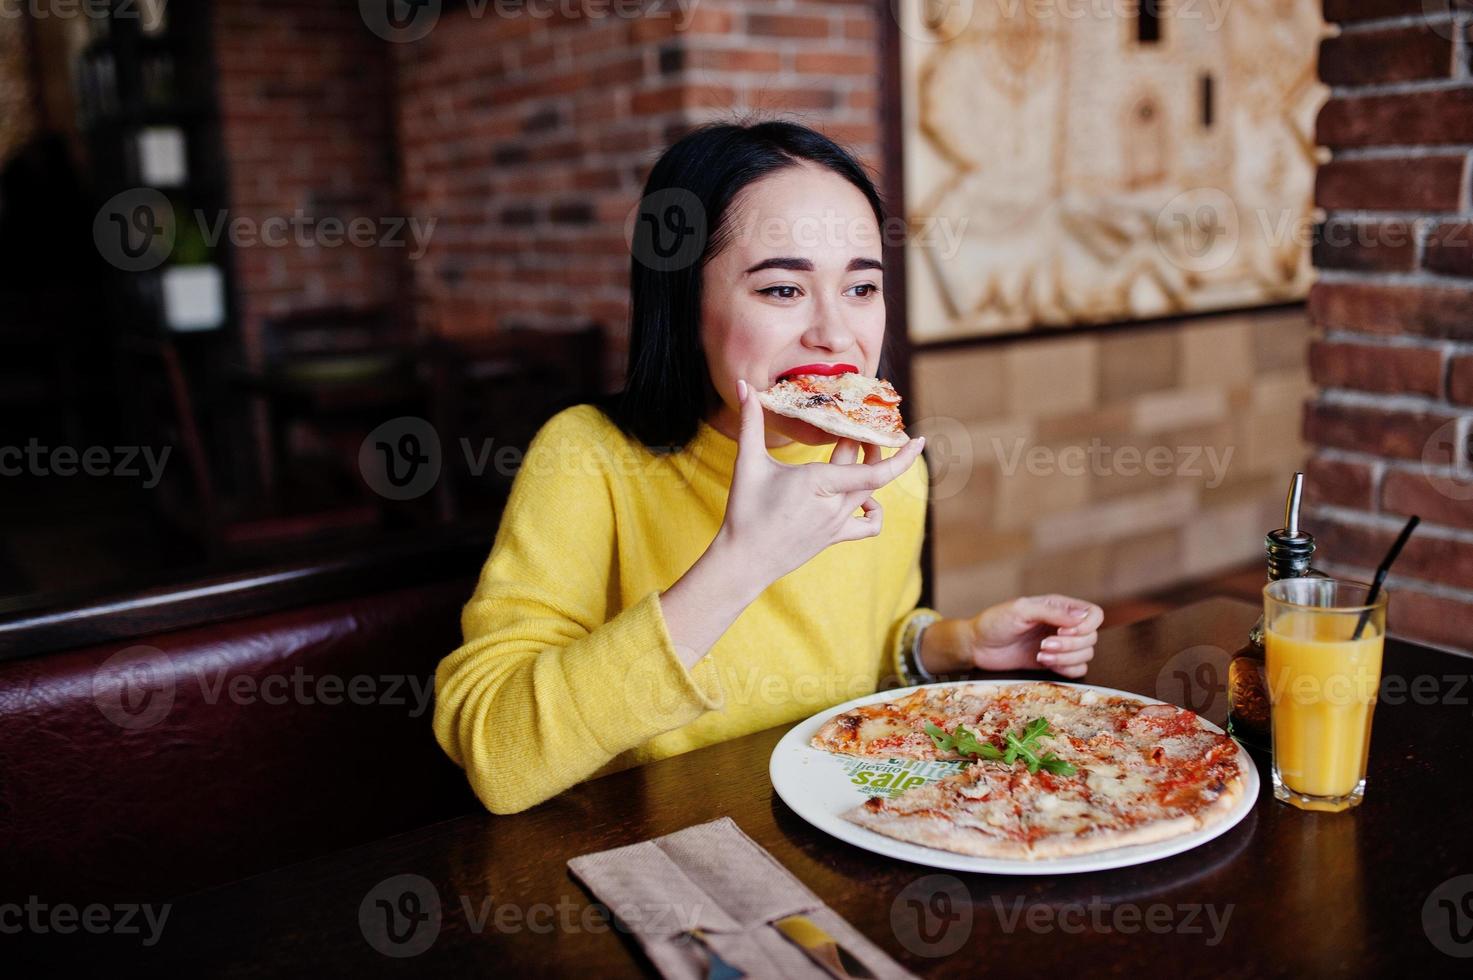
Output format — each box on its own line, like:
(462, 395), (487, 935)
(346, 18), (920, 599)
(568, 817), (916, 980)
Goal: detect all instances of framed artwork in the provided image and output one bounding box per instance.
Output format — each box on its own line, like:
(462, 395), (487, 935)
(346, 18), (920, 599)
(899, 0), (1326, 341)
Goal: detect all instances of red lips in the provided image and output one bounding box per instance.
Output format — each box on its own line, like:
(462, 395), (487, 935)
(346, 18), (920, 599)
(775, 362), (860, 383)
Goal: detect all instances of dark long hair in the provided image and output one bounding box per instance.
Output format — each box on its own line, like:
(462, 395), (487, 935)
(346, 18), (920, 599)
(597, 120), (890, 452)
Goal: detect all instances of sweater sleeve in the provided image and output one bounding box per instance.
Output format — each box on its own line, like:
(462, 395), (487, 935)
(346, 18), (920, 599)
(432, 409), (724, 815)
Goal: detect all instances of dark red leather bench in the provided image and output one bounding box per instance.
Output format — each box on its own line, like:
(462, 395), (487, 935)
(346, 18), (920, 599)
(0, 553), (484, 904)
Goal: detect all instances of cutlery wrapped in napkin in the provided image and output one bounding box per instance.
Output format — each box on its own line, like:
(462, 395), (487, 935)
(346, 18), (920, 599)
(567, 817), (915, 980)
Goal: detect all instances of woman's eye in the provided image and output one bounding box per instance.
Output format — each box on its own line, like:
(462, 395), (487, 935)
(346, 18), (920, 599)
(848, 283), (880, 298)
(759, 285), (801, 299)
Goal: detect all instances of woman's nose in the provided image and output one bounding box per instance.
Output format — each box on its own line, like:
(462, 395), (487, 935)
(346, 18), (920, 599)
(802, 303), (856, 352)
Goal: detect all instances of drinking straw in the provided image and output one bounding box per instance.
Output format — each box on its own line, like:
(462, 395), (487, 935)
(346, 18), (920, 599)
(1352, 515), (1420, 640)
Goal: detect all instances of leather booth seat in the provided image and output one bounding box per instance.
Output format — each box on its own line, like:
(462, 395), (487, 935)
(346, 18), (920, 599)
(0, 577), (481, 904)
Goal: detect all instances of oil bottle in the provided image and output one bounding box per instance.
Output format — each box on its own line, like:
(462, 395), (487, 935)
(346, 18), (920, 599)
(1226, 472), (1323, 752)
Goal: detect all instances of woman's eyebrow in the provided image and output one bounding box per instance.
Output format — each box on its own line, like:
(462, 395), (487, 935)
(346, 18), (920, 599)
(743, 256), (883, 275)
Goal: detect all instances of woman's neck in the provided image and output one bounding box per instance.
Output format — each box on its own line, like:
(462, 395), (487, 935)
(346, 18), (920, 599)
(704, 405), (796, 450)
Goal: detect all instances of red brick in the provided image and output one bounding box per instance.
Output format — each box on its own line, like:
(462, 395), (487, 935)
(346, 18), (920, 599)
(747, 13), (831, 38)
(1314, 157), (1465, 211)
(1382, 468), (1473, 530)
(629, 83), (737, 115)
(819, 121), (880, 148)
(1318, 27), (1454, 85)
(1387, 587), (1473, 653)
(679, 6), (738, 35)
(1401, 531), (1473, 591)
(842, 14), (876, 40)
(1451, 357), (1473, 405)
(1304, 455), (1378, 510)
(1423, 221), (1473, 278)
(1303, 400), (1467, 464)
(793, 52), (876, 75)
(686, 48), (783, 73)
(1317, 89), (1473, 147)
(1315, 518), (1473, 594)
(748, 86), (840, 112)
(1312, 219), (1418, 272)
(1308, 340), (1444, 397)
(1308, 282), (1473, 341)
(1322, 0), (1425, 20)
(1316, 516), (1396, 571)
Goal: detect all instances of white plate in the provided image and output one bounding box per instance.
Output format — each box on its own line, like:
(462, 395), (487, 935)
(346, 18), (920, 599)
(770, 679), (1260, 875)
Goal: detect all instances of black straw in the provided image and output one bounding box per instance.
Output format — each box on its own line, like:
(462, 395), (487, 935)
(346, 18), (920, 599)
(1352, 515), (1419, 640)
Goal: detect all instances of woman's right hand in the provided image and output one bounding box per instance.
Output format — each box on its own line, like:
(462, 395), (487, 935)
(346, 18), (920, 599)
(715, 378), (926, 588)
(658, 379), (925, 668)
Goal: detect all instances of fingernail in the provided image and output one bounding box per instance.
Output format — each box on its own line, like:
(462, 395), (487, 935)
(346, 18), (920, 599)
(917, 436), (926, 449)
(737, 379), (747, 401)
(1041, 638), (1061, 651)
(1073, 607), (1089, 619)
(1038, 653), (1055, 663)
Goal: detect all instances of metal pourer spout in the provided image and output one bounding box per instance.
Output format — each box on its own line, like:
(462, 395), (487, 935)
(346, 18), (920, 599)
(1266, 471), (1315, 579)
(1283, 472), (1304, 539)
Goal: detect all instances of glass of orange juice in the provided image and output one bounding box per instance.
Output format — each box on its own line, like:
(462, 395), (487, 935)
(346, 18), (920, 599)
(1263, 577), (1387, 812)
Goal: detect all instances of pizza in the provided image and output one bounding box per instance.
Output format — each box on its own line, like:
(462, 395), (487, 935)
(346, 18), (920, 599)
(809, 682), (1248, 860)
(758, 372), (908, 448)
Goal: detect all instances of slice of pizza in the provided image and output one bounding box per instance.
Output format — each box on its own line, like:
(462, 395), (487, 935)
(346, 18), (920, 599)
(810, 685), (1015, 761)
(758, 372), (908, 448)
(845, 763), (1031, 858)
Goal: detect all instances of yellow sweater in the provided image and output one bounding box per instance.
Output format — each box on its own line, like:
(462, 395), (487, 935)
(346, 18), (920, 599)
(433, 403), (934, 814)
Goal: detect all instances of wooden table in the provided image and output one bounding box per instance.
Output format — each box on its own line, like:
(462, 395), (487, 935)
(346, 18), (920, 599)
(30, 599), (1473, 974)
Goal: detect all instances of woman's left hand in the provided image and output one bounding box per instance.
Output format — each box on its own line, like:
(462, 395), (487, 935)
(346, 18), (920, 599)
(956, 594), (1104, 679)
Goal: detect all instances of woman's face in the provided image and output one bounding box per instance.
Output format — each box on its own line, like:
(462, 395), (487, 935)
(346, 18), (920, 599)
(700, 162), (886, 446)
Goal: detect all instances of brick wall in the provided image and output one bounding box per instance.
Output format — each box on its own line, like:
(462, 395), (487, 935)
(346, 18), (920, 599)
(917, 309), (1312, 618)
(213, 0), (407, 368)
(1305, 1), (1473, 653)
(391, 0), (880, 383)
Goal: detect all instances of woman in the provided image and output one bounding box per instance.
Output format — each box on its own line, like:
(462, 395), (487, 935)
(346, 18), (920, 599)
(433, 121), (1104, 814)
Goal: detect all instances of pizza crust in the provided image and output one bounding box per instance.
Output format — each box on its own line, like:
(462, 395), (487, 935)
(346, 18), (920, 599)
(757, 387), (910, 448)
(845, 807), (1032, 859)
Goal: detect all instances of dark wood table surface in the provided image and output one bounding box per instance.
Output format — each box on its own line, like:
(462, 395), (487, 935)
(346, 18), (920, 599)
(36, 599), (1473, 975)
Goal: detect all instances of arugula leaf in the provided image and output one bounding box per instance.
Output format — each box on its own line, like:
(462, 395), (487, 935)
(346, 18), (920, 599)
(925, 716), (1077, 776)
(924, 721), (953, 752)
(925, 716), (1078, 778)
